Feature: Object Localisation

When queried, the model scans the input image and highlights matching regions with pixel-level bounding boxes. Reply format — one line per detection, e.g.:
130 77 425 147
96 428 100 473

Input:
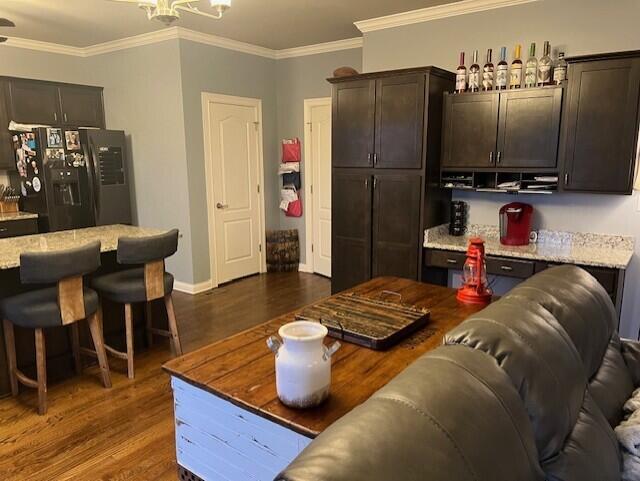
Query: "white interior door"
205 95 263 284
308 100 332 277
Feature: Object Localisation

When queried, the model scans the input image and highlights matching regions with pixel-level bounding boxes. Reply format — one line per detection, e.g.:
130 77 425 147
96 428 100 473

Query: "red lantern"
456 237 493 306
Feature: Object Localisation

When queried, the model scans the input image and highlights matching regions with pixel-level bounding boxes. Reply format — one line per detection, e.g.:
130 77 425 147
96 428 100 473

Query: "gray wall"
361 0 640 338
178 39 278 284
276 48 363 265
0 42 195 283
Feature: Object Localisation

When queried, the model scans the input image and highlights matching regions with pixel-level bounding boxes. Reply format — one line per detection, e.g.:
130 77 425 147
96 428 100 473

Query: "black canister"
449 201 468 236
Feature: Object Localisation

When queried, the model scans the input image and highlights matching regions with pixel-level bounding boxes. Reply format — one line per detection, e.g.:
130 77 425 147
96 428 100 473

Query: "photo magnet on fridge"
47 127 63 148
65 130 81 151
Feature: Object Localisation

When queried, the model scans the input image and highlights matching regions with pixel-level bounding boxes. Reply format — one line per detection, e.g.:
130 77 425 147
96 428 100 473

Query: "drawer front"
425 249 467 270
534 261 617 294
0 218 38 238
486 256 535 279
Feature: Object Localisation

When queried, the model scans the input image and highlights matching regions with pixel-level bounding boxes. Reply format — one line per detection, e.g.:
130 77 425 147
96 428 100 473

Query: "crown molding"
275 37 363 59
1 27 362 60
355 0 540 33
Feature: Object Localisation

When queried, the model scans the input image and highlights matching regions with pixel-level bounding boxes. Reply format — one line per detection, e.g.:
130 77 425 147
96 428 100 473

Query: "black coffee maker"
449 201 468 236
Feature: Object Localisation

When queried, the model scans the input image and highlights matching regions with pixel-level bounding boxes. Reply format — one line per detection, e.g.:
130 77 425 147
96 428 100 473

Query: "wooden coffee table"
163 277 483 481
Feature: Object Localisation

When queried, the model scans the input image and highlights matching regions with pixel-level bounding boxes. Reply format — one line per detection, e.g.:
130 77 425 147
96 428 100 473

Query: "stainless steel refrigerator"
80 129 132 226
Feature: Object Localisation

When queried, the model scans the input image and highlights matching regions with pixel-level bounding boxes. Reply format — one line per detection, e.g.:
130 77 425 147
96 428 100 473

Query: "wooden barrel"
266 229 300 272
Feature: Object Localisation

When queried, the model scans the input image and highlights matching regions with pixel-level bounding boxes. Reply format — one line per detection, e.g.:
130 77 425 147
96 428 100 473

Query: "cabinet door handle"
373 177 378 189
367 153 372 165
53 112 58 122
489 152 494 164
564 173 569 186
446 258 458 264
365 178 369 188
373 153 378 165
63 113 68 123
500 265 513 272
496 151 502 164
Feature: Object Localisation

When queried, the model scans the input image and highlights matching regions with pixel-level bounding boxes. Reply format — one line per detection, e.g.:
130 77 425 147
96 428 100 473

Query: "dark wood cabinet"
497 87 562 168
7 79 60 125
0 79 14 170
332 80 375 168
441 92 499 168
561 52 640 194
375 74 425 169
372 174 422 278
330 67 454 293
331 171 373 294
59 85 105 128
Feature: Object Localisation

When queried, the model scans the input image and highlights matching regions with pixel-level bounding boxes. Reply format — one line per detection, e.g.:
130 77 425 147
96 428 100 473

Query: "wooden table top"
163 277 483 438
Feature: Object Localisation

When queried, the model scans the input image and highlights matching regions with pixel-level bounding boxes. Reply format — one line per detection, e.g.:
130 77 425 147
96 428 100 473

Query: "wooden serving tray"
296 292 430 350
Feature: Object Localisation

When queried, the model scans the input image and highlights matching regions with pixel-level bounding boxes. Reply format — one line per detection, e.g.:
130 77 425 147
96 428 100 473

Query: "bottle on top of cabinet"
456 52 467 93
537 41 552 86
554 51 567 84
510 44 523 89
482 48 494 91
496 46 509 90
525 42 538 87
469 50 481 92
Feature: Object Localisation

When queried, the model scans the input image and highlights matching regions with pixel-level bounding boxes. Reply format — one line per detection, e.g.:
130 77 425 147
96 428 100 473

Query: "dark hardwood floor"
0 272 331 481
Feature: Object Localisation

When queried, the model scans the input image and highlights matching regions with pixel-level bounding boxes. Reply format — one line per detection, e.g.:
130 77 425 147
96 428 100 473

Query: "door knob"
216 203 228 209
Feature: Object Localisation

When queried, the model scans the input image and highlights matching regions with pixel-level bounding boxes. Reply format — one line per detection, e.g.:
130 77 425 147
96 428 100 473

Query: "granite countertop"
0 224 165 270
0 211 38 222
424 224 634 270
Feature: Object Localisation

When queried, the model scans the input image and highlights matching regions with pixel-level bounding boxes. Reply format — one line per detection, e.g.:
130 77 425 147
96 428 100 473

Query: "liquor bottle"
510 44 523 89
455 52 467 93
537 41 552 86
495 46 508 90
553 51 567 85
469 50 480 92
525 42 537 88
482 48 494 91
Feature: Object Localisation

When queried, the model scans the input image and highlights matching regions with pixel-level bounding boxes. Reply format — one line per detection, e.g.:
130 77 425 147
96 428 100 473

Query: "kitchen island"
0 224 166 397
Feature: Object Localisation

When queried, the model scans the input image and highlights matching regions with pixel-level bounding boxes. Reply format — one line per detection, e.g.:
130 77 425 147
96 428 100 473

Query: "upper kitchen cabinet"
59 85 105 128
374 74 425 169
561 51 640 194
441 92 499 169
0 79 14 170
6 78 61 125
331 79 375 168
497 87 562 169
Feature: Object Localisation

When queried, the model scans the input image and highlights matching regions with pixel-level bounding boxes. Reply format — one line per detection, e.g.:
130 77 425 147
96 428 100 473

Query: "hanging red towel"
282 138 301 163
287 195 303 217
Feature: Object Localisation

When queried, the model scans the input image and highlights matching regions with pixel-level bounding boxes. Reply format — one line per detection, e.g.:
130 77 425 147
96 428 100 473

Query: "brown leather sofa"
276 265 640 481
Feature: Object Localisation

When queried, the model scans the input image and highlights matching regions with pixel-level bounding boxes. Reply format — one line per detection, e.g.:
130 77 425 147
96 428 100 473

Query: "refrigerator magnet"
47 128 63 148
32 176 41 193
65 130 81 151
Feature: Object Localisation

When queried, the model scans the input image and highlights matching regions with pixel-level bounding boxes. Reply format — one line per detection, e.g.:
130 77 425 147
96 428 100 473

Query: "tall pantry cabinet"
329 67 454 293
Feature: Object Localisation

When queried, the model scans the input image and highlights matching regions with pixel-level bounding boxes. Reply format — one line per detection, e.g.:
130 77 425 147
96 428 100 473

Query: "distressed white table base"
171 377 312 481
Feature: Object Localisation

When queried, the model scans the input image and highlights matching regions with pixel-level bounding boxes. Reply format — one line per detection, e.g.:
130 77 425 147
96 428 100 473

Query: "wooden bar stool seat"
91 229 182 379
0 241 112 415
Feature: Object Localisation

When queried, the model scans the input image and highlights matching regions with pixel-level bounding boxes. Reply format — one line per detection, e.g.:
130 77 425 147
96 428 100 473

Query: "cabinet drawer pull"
500 265 513 271
0 227 7 233
446 258 458 264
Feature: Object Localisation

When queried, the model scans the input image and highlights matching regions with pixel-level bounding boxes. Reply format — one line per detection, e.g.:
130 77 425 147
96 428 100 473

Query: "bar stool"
91 229 182 379
0 241 112 415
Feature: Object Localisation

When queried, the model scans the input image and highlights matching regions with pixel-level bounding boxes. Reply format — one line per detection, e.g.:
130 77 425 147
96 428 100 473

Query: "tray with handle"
295 291 430 350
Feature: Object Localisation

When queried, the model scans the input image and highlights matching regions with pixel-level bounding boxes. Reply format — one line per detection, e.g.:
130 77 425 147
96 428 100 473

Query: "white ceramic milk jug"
267 321 341 409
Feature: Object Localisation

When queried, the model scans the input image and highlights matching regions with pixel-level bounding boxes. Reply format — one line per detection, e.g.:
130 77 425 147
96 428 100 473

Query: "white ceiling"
0 0 460 50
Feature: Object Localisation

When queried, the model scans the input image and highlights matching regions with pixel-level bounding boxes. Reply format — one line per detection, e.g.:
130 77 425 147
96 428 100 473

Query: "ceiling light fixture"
110 0 231 25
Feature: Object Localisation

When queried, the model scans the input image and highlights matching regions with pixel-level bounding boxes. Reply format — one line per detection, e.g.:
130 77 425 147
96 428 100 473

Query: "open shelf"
441 170 559 194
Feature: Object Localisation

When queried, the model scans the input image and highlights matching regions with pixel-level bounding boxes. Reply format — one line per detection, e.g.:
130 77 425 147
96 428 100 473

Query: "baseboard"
174 279 213 295
298 263 314 273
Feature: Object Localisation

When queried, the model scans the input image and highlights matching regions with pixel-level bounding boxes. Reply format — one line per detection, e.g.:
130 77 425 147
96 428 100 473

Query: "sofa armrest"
622 338 640 386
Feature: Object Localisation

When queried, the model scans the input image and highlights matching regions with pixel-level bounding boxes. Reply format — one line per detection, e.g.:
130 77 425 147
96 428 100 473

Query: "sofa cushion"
504 265 615 379
542 391 621 481
589 334 635 427
444 296 586 461
277 345 544 481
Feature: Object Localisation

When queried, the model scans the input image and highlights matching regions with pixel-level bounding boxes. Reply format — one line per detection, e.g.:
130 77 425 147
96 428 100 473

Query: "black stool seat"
92 268 174 304
0 287 99 329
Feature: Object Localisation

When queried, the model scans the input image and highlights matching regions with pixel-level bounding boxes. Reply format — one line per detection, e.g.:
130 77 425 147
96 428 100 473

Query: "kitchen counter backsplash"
424 224 635 269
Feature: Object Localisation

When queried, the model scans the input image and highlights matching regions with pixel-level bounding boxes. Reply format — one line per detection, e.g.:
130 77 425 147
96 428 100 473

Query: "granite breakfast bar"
0 224 165 397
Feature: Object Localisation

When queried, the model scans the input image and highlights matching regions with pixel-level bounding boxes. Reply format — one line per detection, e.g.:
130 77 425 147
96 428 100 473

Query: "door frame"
302 97 332 274
201 92 267 289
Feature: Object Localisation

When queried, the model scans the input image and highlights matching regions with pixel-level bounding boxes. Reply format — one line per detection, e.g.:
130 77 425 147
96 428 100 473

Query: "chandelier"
111 0 232 25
